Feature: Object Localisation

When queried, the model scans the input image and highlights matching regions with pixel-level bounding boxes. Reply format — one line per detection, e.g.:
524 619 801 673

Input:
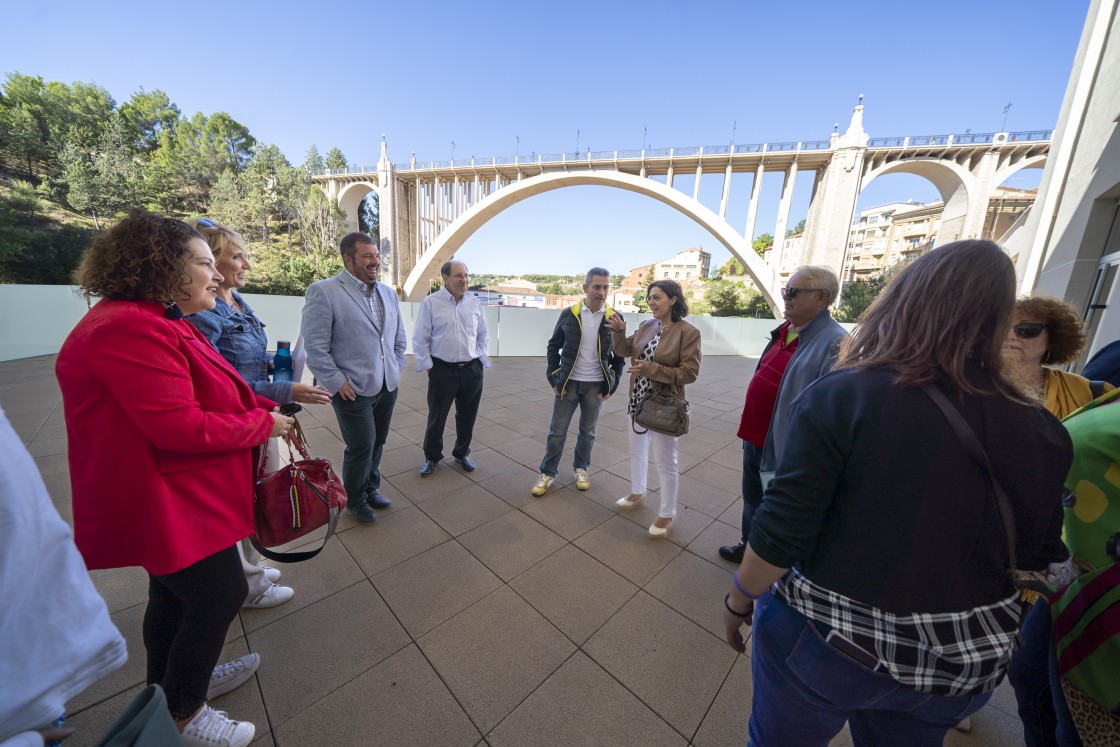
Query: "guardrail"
317 129 1053 177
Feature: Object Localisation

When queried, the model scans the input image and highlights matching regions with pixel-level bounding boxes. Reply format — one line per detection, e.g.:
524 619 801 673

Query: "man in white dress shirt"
413 259 491 477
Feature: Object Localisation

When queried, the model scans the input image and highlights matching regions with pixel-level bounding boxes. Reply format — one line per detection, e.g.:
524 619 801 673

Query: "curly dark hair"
76 211 203 302
1015 296 1088 365
647 279 689 321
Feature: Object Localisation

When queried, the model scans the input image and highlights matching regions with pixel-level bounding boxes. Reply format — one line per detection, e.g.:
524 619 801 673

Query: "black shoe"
719 543 745 563
455 456 476 472
349 502 378 524
365 490 392 510
419 460 436 477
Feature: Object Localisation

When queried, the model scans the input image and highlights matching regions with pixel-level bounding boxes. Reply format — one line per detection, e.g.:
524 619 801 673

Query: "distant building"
841 189 1036 281
622 248 712 294
765 234 805 283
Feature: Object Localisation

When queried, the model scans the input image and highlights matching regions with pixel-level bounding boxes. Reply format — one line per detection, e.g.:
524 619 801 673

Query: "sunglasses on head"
781 287 823 299
1013 322 1046 339
195 218 217 228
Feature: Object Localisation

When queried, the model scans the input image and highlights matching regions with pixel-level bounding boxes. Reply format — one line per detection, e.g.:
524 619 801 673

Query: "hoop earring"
163 299 184 320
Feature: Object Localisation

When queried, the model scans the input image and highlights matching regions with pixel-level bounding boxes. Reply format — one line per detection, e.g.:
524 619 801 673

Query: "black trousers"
423 357 484 462
144 545 247 720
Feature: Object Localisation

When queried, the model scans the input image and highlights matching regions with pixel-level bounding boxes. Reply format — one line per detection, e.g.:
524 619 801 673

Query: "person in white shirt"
0 405 127 747
413 260 492 476
531 268 625 496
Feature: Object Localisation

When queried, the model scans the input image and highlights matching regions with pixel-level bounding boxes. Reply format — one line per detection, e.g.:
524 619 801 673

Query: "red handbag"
250 420 347 562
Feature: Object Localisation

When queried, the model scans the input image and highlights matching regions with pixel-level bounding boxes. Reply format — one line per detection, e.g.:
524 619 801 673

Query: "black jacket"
546 301 625 397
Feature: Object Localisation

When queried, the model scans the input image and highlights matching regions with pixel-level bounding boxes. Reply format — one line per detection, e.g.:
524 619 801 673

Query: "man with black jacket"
531 268 625 496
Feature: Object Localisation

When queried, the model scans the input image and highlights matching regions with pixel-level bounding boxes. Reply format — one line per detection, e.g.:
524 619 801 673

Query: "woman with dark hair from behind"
722 240 1072 745
56 211 294 747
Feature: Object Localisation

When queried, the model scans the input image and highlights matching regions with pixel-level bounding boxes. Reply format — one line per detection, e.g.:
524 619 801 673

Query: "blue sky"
3 0 1090 275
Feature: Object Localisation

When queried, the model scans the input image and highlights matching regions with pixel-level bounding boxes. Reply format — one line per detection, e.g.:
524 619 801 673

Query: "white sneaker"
574 468 590 491
531 473 555 496
181 706 255 747
953 716 971 732
207 653 260 701
260 565 281 583
242 584 294 609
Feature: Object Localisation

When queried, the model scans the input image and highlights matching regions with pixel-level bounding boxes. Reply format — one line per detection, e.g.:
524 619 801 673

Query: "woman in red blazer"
56 212 293 747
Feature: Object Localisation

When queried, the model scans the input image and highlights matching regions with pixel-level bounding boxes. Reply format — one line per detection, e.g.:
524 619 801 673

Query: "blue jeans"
749 596 991 747
331 384 398 501
1008 601 1083 747
539 380 603 476
740 441 764 545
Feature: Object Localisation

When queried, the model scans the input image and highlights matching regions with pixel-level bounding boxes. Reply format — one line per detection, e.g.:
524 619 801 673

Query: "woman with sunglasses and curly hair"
1003 296 1112 419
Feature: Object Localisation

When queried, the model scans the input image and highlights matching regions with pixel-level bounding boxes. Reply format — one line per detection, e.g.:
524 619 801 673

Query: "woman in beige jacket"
606 279 702 537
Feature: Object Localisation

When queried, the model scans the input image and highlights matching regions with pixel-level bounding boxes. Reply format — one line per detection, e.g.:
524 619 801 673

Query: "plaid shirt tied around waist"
773 569 1023 697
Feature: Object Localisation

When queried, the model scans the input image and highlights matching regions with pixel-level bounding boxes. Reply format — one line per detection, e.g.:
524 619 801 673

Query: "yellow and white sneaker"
574 468 590 491
531 473 555 496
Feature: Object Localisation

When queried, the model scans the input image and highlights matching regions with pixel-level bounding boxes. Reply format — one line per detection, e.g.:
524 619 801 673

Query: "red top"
737 322 799 446
57 300 276 575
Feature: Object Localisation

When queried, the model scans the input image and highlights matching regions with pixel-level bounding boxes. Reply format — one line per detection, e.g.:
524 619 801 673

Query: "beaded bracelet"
733 574 763 600
724 594 751 618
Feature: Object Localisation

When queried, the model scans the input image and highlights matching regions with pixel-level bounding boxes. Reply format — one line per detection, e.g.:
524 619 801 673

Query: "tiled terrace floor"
3 354 1027 746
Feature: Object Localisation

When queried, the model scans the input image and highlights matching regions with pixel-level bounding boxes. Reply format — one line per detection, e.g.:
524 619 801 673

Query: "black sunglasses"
1013 322 1046 339
781 287 824 299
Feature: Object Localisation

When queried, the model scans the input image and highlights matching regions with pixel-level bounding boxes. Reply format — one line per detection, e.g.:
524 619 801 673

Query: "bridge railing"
1007 130 1053 142
950 132 996 145
316 130 1053 176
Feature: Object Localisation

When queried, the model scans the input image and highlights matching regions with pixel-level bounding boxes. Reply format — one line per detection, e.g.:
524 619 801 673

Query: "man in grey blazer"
301 232 407 525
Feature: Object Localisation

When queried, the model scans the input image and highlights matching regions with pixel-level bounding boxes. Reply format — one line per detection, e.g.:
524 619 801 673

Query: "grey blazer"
300 272 407 396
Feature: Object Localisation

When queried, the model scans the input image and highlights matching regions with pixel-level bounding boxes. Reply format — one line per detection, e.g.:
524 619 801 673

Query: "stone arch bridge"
312 105 1051 308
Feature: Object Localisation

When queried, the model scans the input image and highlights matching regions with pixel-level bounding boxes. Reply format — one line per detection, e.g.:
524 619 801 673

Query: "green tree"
752 233 774 257
744 293 776 318
302 145 324 173
633 290 649 313
359 192 379 244
325 147 347 171
787 218 806 236
203 112 256 173
707 279 750 317
7 179 42 223
119 88 180 153
2 105 43 178
207 170 249 228
610 274 624 287
57 117 142 229
295 185 347 277
836 274 889 323
716 257 744 277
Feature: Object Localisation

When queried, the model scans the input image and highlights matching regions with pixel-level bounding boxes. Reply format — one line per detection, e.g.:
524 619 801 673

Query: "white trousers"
628 427 679 519
239 437 284 603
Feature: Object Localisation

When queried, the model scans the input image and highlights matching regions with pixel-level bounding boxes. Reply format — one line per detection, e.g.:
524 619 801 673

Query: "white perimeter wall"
0 285 852 362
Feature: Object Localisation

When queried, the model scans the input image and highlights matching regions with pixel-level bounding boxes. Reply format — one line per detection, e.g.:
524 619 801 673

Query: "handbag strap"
250 504 341 563
251 415 341 563
921 384 1018 571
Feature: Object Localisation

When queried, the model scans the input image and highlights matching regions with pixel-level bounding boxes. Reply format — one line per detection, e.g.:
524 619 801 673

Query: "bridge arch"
991 154 1048 190
859 158 975 204
859 158 976 244
402 170 779 309
336 181 377 234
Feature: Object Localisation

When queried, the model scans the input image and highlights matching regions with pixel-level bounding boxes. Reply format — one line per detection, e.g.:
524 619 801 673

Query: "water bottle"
273 340 293 382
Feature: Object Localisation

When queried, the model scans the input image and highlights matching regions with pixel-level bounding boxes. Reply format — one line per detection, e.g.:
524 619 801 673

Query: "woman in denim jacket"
186 219 329 408
186 218 330 615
